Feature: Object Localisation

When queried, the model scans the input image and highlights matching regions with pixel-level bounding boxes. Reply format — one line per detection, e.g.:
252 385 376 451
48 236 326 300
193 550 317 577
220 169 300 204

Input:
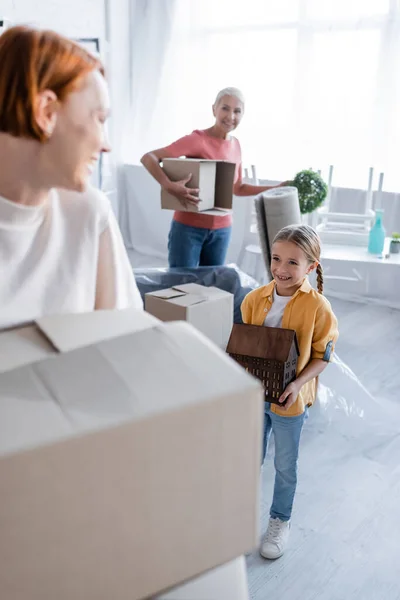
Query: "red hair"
0 26 105 142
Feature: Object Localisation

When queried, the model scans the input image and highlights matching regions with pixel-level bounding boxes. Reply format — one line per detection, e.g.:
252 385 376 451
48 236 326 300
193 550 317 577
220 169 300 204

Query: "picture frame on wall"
76 37 100 56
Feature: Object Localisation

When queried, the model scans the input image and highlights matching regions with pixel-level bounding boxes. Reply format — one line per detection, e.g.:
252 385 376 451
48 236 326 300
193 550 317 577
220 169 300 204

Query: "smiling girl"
141 87 287 268
241 224 339 560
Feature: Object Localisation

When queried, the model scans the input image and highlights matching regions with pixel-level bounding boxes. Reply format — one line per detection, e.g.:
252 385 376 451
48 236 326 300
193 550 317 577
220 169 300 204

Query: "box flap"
0 310 160 375
36 309 159 353
148 288 187 300
174 283 232 300
214 162 235 210
147 285 229 306
0 326 56 374
172 284 203 294
168 294 207 307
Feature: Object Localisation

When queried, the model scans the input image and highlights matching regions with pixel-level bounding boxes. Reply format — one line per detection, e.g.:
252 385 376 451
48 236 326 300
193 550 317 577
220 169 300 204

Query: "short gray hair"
214 87 245 108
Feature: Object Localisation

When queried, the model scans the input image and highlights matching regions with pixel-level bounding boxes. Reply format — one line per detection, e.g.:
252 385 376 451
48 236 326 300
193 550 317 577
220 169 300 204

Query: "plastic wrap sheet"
133 263 260 324
310 353 400 434
290 349 400 488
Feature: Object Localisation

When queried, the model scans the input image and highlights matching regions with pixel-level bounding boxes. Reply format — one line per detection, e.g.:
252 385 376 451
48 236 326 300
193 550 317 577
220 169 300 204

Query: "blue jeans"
263 403 307 522
168 220 232 268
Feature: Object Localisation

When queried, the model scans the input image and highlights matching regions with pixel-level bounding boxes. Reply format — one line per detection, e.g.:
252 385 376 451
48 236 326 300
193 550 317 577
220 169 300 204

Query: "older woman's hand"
165 174 200 209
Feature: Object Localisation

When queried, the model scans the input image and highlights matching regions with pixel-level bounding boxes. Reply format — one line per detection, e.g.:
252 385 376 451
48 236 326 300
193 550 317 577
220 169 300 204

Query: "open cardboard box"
145 283 233 350
0 309 262 600
161 158 235 214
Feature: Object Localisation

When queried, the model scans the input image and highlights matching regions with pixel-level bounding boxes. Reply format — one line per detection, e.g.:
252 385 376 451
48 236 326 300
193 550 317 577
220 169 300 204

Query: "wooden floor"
247 297 400 600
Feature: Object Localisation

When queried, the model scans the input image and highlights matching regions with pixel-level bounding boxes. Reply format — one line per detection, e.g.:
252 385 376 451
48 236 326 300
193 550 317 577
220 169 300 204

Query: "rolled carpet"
255 186 302 276
254 196 271 279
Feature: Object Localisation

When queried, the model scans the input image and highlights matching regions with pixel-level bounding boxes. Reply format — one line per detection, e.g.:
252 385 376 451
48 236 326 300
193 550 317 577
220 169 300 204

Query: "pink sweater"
163 129 242 230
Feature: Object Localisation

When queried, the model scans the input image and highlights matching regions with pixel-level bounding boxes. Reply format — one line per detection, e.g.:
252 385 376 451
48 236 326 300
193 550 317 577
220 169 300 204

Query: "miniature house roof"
227 324 299 363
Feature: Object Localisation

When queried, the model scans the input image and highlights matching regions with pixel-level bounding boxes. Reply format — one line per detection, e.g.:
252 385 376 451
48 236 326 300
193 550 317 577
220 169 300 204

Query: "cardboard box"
154 556 249 600
0 309 263 600
161 158 235 213
145 283 233 349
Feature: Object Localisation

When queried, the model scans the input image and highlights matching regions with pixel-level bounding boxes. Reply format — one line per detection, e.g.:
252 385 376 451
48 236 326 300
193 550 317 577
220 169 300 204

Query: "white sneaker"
260 517 290 560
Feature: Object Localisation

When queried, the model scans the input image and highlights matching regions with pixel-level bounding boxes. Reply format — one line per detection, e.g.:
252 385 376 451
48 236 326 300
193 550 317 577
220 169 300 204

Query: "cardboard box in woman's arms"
161 158 235 213
0 309 262 600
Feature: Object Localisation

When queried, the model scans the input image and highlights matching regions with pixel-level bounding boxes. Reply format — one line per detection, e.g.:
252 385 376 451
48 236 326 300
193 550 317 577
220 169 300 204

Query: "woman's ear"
34 90 59 137
212 103 216 117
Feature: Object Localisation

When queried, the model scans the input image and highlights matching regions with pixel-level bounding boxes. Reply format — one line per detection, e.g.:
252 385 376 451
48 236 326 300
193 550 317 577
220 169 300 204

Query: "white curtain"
122 0 400 192
119 0 177 244
121 0 178 164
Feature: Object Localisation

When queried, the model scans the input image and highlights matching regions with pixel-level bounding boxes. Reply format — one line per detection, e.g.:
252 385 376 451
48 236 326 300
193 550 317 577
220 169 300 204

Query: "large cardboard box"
161 158 235 213
0 309 263 600
145 283 233 349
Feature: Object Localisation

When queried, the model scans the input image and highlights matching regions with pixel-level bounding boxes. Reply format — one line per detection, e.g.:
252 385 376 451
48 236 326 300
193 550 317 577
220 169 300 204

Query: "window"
128 0 400 192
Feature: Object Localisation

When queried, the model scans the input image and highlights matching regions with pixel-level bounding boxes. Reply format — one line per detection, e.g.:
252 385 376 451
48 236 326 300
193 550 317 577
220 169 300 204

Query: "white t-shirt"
263 288 292 328
0 186 143 329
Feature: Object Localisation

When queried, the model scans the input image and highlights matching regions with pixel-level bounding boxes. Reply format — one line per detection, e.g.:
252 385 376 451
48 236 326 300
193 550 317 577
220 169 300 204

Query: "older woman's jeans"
168 220 232 268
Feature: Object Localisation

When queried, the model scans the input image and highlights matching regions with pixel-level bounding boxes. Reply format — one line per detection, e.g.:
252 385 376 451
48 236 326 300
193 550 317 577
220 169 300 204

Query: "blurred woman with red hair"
0 26 142 328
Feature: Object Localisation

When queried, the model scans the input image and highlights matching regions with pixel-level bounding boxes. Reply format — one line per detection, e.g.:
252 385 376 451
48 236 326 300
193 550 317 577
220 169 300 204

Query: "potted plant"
390 232 400 254
287 169 328 214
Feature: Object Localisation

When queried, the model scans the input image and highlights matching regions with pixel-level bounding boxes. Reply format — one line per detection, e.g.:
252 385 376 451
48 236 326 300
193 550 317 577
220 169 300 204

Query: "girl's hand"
278 381 301 411
165 174 200 208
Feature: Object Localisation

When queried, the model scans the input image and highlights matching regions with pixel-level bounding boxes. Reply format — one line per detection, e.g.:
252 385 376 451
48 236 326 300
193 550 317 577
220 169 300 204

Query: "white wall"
0 0 104 39
104 0 134 221
0 0 129 217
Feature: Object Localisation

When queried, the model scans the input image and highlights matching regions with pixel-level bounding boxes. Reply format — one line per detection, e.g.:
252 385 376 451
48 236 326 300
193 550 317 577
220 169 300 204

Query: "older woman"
141 87 286 268
0 26 142 329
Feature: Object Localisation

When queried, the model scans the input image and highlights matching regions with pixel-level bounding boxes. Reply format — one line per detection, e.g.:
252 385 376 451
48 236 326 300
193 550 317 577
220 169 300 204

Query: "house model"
226 324 300 404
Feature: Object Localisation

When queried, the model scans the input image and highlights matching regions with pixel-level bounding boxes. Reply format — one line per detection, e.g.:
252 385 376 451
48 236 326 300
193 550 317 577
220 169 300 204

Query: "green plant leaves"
287 169 328 215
